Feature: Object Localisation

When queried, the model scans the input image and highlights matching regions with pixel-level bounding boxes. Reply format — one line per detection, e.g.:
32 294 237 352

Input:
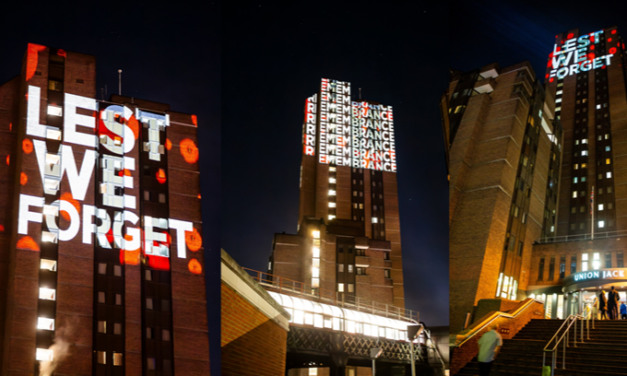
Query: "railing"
242 267 418 322
422 326 446 369
542 314 591 376
454 298 540 348
538 229 627 244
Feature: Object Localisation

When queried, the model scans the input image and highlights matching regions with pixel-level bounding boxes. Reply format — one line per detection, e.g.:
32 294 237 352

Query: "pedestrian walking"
477 323 503 376
608 286 620 320
620 301 626 320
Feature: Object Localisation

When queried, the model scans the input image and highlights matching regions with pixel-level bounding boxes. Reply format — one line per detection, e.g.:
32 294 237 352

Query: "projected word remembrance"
18 85 196 267
304 78 397 172
549 30 616 80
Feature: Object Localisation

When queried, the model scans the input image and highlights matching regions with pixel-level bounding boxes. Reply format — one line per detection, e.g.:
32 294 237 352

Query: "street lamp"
370 347 383 376
407 324 424 376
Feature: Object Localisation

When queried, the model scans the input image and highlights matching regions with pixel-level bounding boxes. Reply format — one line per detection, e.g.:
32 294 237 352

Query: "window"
607 158 611 165
593 253 601 269
98 291 105 303
572 191 578 198
599 220 605 228
618 252 624 268
329 202 336 208
347 283 354 293
607 172 612 178
606 253 612 268
328 190 336 196
146 298 153 310
384 269 391 278
348 265 353 273
158 193 166 203
147 358 156 371
571 255 577 274
37 317 55 331
599 204 604 211
98 321 106 333
146 327 154 339
573 177 578 184
47 105 63 116
97 351 106 364
162 329 171 341
559 256 566 279
538 258 545 280
115 294 122 305
356 267 366 275
113 353 123 366
98 263 107 275
145 270 152 281
144 190 150 201
608 187 613 193
338 283 344 292
114 265 122 277
114 322 122 335
548 257 555 281
338 264 344 272
40 259 57 271
582 253 589 271
39 288 56 301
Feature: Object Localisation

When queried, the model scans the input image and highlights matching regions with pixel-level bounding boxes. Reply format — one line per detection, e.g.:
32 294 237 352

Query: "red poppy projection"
180 139 199 164
20 172 28 186
25 43 46 81
22 139 33 154
188 258 202 274
17 235 39 251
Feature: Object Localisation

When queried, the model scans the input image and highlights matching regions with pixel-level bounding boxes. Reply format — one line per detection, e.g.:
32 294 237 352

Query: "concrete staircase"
455 319 627 375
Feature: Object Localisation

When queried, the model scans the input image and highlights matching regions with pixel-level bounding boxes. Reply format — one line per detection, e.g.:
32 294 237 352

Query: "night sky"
221 0 450 337
1 2 221 374
450 0 627 82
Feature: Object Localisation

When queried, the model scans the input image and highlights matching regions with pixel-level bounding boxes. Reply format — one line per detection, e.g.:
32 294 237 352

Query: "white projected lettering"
548 30 615 80
352 101 396 172
303 94 317 156
18 87 196 261
318 78 351 166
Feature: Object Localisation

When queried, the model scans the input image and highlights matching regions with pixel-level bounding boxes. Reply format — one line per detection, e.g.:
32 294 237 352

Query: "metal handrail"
542 314 589 376
423 327 446 369
538 229 627 244
242 267 419 322
454 298 540 348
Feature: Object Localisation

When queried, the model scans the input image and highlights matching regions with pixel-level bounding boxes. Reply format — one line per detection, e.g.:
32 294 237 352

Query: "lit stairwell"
455 319 627 375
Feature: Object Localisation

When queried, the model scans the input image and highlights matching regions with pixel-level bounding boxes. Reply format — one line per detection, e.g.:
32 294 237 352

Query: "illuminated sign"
318 78 351 166
303 94 317 156
352 101 396 172
567 268 627 283
548 30 615 80
306 79 397 172
18 85 197 264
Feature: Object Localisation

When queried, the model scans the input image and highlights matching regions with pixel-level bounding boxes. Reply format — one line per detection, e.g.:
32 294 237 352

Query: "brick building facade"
0 44 209 375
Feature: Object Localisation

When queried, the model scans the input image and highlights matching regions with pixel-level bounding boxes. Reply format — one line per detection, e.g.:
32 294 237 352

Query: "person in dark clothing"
620 301 626 319
608 286 620 320
599 291 608 320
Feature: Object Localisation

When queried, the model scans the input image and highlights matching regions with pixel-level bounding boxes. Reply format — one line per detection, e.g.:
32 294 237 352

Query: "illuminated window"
98 321 106 333
574 164 579 170
599 204 604 211
328 190 336 196
582 253 589 271
348 283 354 293
329 202 336 208
309 367 318 375
312 278 319 288
48 80 63 91
328 215 336 220
599 220 605 228
384 269 391 278
145 270 152 281
42 231 58 243
593 253 601 269
329 166 336 172
97 351 106 364
582 150 588 156
47 105 63 117
572 191 578 198
338 264 344 272
39 288 56 301
98 263 107 275
581 163 587 168
329 178 336 184
36 348 54 362
372 217 378 223
313 247 320 257
607 172 612 178
37 317 55 331
162 329 171 341
606 146 611 151
312 231 320 239
338 283 344 292
114 323 122 335
98 291 105 303
113 353 123 366
40 259 57 272
608 187 613 193
348 265 353 273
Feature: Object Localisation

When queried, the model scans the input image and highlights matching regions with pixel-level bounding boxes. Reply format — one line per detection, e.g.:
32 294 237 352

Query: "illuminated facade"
0 44 209 375
445 62 560 332
270 78 404 316
447 26 627 331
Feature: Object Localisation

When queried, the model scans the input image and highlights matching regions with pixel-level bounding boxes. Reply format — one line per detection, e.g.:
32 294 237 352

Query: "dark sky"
450 0 627 81
1 2 221 374
222 0 450 333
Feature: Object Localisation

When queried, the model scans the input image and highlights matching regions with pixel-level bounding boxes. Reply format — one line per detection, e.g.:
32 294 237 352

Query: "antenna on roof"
118 69 122 96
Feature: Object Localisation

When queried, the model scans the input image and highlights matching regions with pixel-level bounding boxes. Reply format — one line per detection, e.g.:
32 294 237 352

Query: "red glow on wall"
549 78 554 83
5 155 9 165
590 36 595 42
188 258 202 274
60 192 80 221
608 38 613 42
180 139 199 164
128 114 139 139
612 30 617 34
567 33 574 39
545 73 549 79
57 49 67 58
591 45 595 50
147 255 170 271
589 53 596 60
156 169 167 184
191 115 198 127
17 236 39 251
25 43 46 81
198 194 201 199
20 172 28 186
185 227 202 252
556 46 561 52
120 234 141 265
165 138 172 151
610 47 617 54
0 224 4 232
22 139 33 154
106 228 114 245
